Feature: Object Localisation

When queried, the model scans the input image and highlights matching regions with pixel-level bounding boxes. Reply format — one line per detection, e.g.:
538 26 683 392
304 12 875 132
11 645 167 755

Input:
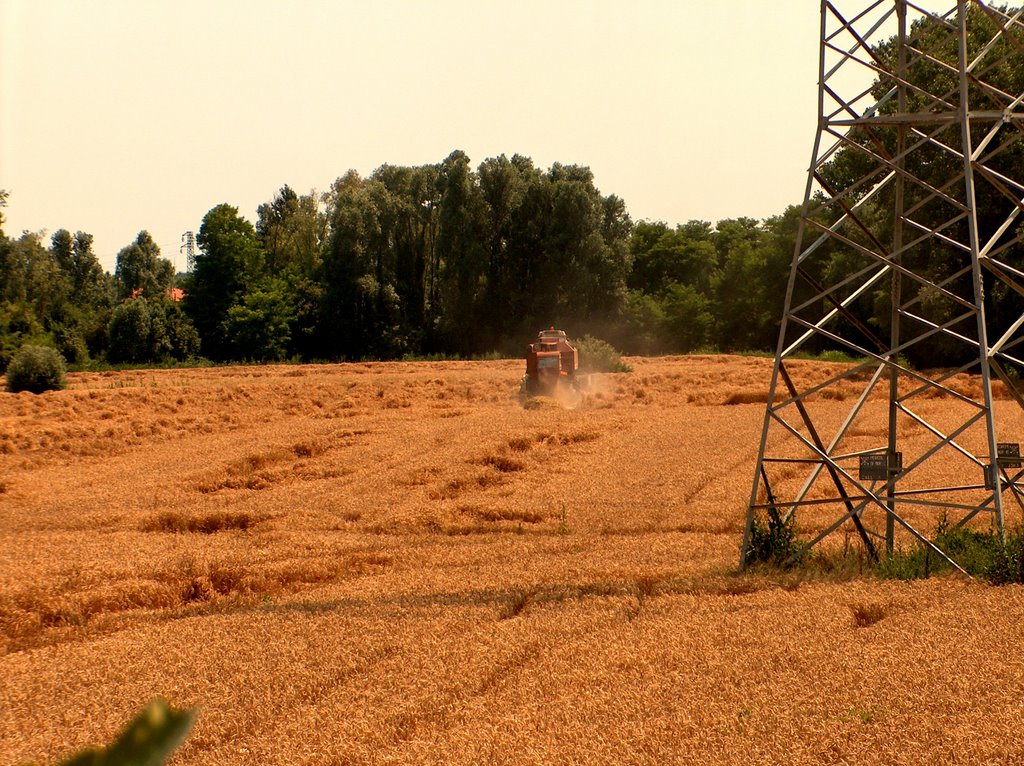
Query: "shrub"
934 517 1004 575
876 517 1005 581
4 344 66 393
985 530 1024 585
777 514 1022 584
873 545 932 580
575 335 631 373
744 507 798 566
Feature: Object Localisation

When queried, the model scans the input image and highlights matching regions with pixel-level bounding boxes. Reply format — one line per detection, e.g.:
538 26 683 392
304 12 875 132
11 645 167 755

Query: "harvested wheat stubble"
3 356 1024 765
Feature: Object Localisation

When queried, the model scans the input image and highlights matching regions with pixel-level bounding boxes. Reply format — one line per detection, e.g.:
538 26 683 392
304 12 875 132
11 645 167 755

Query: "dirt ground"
3 355 1024 765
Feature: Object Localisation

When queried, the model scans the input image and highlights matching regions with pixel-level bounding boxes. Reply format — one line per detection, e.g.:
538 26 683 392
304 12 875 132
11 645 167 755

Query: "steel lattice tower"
742 0 1024 570
181 231 196 272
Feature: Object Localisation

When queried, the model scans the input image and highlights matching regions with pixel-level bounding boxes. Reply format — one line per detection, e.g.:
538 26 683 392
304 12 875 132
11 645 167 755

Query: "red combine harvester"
521 327 579 396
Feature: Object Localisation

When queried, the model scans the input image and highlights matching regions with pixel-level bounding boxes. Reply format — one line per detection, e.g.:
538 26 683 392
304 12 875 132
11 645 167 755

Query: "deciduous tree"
187 205 265 360
115 231 174 300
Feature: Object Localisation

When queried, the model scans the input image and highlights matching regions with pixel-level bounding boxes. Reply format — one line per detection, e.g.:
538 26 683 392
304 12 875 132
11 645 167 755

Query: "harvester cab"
521 327 579 396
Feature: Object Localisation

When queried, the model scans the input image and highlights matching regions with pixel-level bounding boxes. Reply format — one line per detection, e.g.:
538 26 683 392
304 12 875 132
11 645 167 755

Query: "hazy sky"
1 1 825 273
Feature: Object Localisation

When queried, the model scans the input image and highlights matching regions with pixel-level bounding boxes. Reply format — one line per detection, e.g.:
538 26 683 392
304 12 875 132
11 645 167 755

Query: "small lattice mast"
180 231 196 272
742 0 1024 569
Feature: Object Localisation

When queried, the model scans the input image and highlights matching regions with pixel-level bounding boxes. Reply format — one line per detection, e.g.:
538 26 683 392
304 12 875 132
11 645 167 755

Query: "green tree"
625 219 721 353
320 172 396 358
814 6 1024 367
255 185 329 360
436 150 489 353
615 290 667 355
629 220 718 296
221 279 295 361
312 152 634 358
663 282 715 353
115 231 174 300
52 230 110 305
108 298 198 364
478 154 529 345
475 156 631 349
108 299 155 363
162 301 200 362
186 204 265 360
256 185 325 278
0 233 70 369
538 163 629 322
49 229 114 362
1 233 69 318
369 163 441 349
0 301 46 372
711 216 795 351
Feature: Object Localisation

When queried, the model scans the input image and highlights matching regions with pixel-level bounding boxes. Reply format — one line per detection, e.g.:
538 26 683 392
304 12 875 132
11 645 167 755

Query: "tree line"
0 149 808 370
5 42 1023 376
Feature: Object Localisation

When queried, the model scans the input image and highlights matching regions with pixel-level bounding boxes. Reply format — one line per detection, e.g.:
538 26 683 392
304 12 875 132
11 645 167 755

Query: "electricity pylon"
742 0 1024 570
180 231 196 272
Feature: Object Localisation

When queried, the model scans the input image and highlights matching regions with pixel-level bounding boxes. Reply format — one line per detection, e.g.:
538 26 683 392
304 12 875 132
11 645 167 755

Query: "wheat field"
3 355 1024 765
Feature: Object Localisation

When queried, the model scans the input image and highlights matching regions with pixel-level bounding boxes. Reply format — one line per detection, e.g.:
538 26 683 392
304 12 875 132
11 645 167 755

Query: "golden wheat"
2 356 1024 764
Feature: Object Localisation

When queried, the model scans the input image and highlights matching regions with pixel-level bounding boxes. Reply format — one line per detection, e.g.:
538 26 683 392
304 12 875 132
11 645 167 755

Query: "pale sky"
1 0 827 273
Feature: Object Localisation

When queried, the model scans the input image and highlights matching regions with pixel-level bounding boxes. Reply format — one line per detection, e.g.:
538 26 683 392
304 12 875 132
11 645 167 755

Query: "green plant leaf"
55 699 195 766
